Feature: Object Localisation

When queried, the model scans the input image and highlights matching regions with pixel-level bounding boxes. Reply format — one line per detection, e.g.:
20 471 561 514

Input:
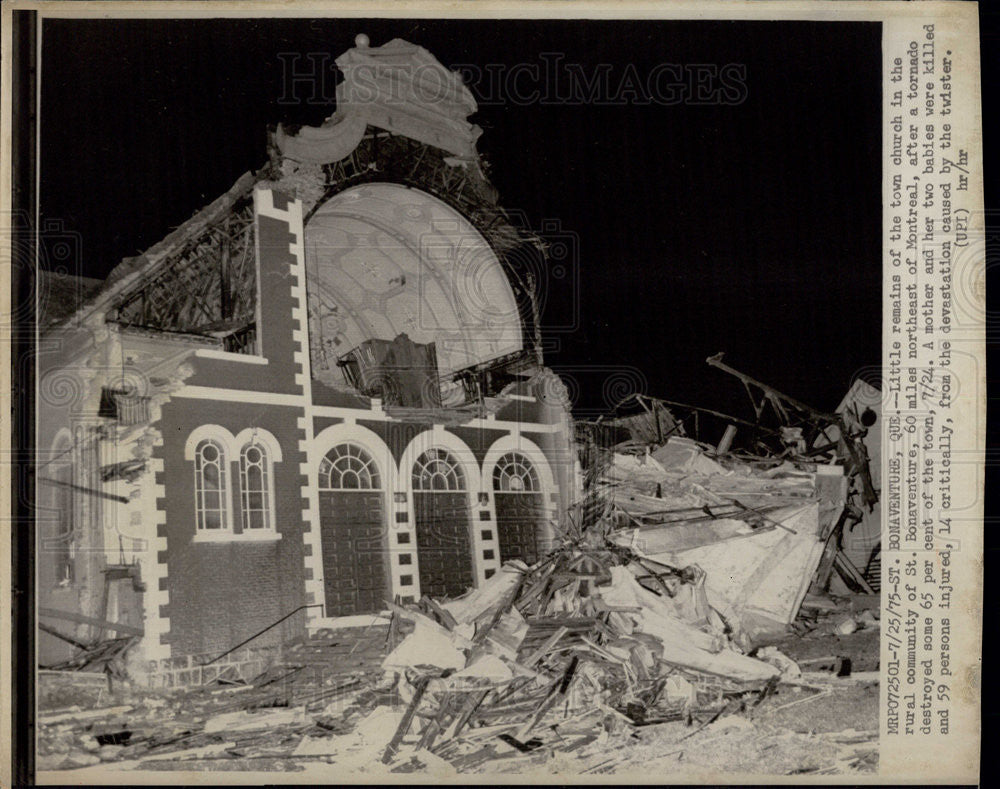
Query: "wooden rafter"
109 201 257 337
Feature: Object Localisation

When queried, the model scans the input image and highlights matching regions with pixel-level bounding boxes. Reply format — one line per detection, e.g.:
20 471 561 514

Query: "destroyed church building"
36 36 578 682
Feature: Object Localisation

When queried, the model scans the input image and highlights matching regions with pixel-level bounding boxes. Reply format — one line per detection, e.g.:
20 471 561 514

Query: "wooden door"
318 444 389 616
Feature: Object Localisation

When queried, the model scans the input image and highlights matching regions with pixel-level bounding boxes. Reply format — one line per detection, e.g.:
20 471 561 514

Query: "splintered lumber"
416 691 466 751
382 675 431 764
514 563 557 611
479 574 528 641
521 626 569 667
809 523 843 593
421 596 458 630
833 550 876 594
515 656 579 740
439 688 491 744
379 519 788 767
386 601 472 646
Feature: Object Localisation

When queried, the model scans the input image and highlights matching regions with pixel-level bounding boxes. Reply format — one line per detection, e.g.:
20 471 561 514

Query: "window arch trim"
319 442 383 491
184 424 237 461
412 447 467 492
492 451 541 493
233 427 283 463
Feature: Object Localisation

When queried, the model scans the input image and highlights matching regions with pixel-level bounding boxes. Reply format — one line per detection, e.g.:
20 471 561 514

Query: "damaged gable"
269 35 548 402
104 176 260 353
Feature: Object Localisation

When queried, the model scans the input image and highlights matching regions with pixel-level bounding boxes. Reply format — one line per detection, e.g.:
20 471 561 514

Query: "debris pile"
44 636 140 681
36 362 882 775
36 626 393 771
596 435 848 645
36 545 879 775
370 525 792 770
36 539 796 773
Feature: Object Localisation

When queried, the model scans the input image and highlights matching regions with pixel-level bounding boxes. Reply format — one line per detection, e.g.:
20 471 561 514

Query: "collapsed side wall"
35 326 121 665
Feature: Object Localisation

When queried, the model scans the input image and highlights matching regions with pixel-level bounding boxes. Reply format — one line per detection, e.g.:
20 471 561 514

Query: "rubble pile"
36 627 392 770
37 537 880 775
372 538 789 770
36 545 788 774
598 435 851 645
37 375 883 776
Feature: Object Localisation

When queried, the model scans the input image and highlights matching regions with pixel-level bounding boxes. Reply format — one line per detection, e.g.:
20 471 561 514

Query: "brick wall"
155 398 308 657
154 192 313 659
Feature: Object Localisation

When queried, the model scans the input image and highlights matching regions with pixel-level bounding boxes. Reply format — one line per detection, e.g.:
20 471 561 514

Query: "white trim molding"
234 428 282 535
145 434 171 663
482 433 558 495
183 424 236 461
192 531 282 544
233 427 284 463
174 385 304 408
184 425 237 537
193 348 269 365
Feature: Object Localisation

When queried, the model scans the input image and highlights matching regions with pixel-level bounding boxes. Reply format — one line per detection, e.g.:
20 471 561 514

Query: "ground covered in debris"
39 410 881 778
38 583 879 779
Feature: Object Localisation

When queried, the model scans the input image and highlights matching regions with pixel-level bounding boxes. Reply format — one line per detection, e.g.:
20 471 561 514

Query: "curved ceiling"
304 183 523 387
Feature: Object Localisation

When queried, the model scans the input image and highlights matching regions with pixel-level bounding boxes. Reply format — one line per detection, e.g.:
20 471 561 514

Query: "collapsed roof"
44 36 549 408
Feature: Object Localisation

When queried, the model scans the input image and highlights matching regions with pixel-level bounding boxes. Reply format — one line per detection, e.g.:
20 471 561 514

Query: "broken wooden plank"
438 688 491 744
521 626 568 667
382 675 431 764
38 622 91 651
421 596 459 631
809 519 844 593
36 476 131 504
39 607 144 637
833 551 876 594
515 656 579 740
39 705 134 725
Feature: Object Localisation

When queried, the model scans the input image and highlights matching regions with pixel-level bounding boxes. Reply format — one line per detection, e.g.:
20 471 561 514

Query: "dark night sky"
39 18 882 421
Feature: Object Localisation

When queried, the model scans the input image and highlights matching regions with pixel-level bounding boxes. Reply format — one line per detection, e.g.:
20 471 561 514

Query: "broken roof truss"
106 196 258 349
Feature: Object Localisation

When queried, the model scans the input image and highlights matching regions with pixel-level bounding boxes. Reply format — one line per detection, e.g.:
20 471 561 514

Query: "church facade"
36 37 577 682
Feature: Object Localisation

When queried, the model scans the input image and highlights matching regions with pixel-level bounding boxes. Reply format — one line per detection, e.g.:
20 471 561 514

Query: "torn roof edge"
41 169 260 337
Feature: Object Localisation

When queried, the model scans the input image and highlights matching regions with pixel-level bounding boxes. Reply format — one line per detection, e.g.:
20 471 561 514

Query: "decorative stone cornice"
277 35 482 165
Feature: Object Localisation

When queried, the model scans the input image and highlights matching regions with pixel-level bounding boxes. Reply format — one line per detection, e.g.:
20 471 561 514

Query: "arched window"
412 448 465 491
240 442 273 530
492 452 540 493
320 443 382 490
194 439 229 531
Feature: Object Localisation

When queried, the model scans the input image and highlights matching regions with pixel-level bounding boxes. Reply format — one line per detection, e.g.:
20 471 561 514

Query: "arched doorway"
317 443 390 615
411 448 474 598
492 452 544 566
